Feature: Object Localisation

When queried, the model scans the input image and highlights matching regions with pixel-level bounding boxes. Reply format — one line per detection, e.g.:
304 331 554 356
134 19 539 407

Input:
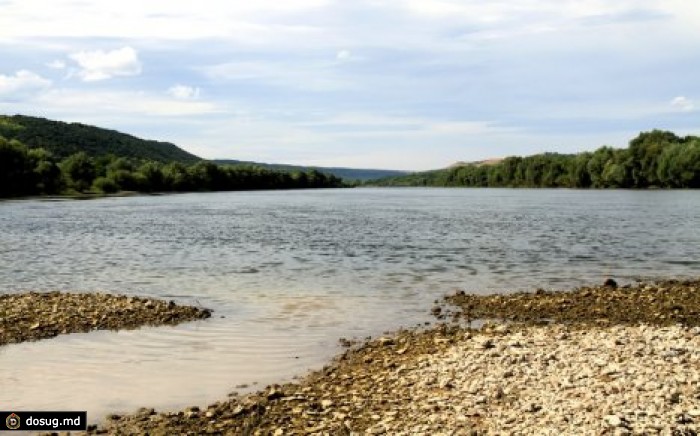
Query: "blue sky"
0 1 698 170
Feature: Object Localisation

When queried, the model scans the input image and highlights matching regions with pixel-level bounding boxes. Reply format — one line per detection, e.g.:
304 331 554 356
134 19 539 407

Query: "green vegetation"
216 159 409 182
371 130 700 189
0 137 343 198
0 115 200 164
0 115 344 197
0 114 404 185
3 116 696 198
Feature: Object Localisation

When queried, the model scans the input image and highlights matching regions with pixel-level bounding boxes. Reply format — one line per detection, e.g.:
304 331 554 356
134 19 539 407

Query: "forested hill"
0 115 200 164
370 130 700 189
0 116 344 197
215 159 408 182
0 115 406 181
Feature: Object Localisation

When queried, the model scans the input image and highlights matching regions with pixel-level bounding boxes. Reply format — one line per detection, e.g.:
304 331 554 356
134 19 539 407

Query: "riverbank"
0 292 211 346
441 278 700 327
84 279 700 435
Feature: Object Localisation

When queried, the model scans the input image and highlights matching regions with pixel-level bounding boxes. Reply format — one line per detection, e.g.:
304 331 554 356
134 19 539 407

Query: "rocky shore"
0 291 211 346
442 278 700 327
83 279 700 435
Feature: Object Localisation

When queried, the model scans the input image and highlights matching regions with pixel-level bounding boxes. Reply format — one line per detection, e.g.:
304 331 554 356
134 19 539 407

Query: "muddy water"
1 188 699 421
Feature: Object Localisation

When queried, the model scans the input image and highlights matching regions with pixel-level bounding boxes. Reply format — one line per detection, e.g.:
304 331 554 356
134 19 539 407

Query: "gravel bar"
0 291 212 346
442 278 700 327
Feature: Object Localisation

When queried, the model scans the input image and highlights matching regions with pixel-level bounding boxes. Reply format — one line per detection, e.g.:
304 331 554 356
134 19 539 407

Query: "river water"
1 188 698 420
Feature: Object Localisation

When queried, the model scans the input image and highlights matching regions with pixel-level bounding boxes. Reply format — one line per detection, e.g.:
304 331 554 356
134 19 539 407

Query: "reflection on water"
1 188 699 421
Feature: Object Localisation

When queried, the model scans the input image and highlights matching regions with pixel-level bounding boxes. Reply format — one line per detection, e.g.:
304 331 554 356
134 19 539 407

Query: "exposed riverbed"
90 279 700 435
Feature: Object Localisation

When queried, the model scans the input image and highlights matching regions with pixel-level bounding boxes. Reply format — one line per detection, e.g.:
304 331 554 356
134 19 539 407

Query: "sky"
0 1 699 170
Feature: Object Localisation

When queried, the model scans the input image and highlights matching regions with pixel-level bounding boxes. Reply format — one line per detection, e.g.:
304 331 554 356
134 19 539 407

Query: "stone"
378 337 395 346
477 338 495 349
267 387 284 400
367 424 386 434
604 278 618 288
604 415 623 427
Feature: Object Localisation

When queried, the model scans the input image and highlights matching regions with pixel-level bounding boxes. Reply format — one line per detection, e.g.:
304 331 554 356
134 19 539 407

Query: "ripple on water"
1 189 699 419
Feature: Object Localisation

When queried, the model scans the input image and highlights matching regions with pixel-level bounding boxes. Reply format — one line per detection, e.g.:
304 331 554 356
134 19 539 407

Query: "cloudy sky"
1 1 698 170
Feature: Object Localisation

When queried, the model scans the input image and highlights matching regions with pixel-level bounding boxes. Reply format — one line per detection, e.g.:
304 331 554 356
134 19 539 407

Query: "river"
1 188 698 420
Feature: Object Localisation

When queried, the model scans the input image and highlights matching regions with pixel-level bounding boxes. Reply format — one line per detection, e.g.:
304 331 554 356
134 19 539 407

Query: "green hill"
215 159 408 182
0 115 408 180
0 115 200 164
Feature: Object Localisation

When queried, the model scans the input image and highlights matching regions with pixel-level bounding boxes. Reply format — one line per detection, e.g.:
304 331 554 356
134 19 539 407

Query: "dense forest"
216 159 409 182
0 115 200 163
372 130 700 189
0 137 343 198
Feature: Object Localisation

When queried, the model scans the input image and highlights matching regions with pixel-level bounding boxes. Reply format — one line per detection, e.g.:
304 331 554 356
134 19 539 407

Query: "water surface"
1 188 698 420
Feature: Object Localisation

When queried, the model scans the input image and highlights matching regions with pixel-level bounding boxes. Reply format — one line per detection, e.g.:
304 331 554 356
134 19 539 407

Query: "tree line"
0 136 343 198
372 130 700 189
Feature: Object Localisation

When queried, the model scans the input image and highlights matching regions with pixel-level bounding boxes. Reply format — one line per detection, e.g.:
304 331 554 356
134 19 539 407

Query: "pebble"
604 415 623 427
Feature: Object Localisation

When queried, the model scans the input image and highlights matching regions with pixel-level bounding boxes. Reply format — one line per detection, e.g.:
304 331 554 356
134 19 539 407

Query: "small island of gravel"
87 279 700 435
0 291 212 346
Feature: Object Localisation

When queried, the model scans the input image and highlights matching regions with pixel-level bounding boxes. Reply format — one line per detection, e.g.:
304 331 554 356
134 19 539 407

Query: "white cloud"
202 60 354 91
0 0 328 41
336 50 351 61
404 0 487 18
167 84 200 100
46 60 66 70
184 111 516 169
0 70 51 98
670 96 694 112
69 47 142 82
30 88 221 117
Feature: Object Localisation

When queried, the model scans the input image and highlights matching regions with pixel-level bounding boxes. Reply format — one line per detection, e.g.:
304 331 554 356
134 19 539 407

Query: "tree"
93 177 120 193
587 147 614 188
568 152 592 188
162 162 191 191
0 137 34 196
106 157 135 173
292 171 308 189
31 155 62 194
188 161 222 191
628 130 681 187
60 152 97 192
137 162 165 192
657 140 700 188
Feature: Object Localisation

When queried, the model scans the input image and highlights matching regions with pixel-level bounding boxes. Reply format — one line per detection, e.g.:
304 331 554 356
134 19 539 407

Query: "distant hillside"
366 168 443 186
0 115 200 164
215 159 409 182
449 158 504 168
369 159 505 186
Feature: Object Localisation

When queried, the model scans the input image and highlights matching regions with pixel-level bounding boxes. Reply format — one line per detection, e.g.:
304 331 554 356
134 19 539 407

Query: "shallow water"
1 188 699 421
